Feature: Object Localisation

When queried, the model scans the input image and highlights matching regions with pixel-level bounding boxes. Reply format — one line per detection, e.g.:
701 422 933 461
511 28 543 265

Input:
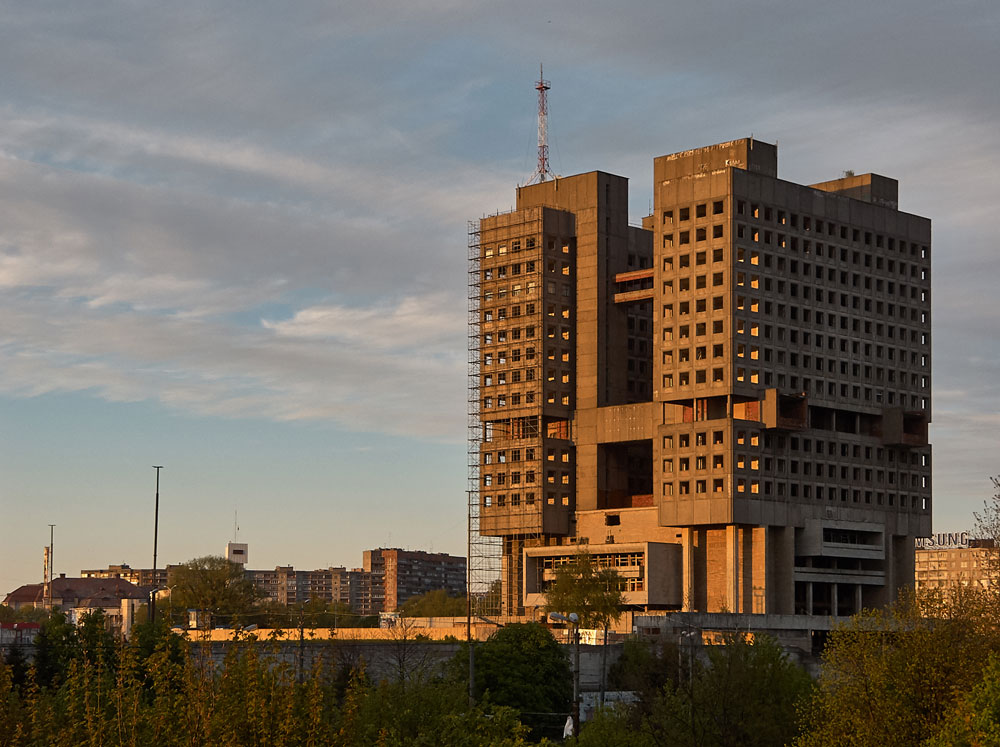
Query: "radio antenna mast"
525 64 555 185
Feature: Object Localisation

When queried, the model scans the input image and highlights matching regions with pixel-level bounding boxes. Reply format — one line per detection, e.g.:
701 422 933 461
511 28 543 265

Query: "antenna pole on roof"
525 65 556 185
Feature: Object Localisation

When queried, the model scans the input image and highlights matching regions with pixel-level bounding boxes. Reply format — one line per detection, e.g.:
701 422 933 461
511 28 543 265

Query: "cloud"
0 293 466 438
263 294 462 350
0 0 996 516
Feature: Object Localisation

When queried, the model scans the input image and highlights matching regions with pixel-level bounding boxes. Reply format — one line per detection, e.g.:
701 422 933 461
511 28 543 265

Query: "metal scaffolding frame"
468 220 503 618
468 211 559 620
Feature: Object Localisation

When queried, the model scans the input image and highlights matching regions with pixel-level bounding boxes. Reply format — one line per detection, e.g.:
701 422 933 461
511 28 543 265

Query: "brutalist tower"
470 138 931 621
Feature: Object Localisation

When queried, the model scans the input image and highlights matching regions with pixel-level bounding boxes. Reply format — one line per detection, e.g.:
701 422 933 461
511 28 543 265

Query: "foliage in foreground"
797 475 1000 746
448 622 572 740
0 622 540 747
398 589 468 618
572 633 811 747
796 587 1000 747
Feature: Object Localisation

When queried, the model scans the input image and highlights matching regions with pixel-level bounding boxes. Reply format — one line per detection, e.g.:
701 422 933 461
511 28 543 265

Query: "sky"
1 1 998 594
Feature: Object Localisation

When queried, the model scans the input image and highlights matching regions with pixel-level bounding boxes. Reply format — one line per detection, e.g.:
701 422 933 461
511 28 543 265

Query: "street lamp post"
678 629 699 683
550 611 580 734
47 524 55 611
150 466 163 626
298 598 311 684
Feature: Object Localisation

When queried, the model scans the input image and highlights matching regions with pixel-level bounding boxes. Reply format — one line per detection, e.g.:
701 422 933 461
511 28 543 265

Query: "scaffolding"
468 220 502 618
468 209 568 620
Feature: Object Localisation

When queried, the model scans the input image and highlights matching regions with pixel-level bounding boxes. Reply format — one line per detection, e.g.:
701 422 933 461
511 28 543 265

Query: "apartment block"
80 564 169 588
247 566 359 607
363 548 467 612
472 138 931 620
915 535 996 591
241 550 466 614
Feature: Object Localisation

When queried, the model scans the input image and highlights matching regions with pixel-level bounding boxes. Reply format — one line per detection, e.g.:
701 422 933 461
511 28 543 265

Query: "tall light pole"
550 612 580 734
150 466 163 625
298 598 311 684
47 524 55 610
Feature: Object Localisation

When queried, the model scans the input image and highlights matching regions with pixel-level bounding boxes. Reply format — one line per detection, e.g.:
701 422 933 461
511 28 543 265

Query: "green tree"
168 555 261 621
544 552 625 706
0 605 49 624
255 598 376 630
796 588 998 747
607 635 678 701
32 608 79 687
76 609 117 669
0 655 21 744
974 476 1000 597
449 622 572 739
928 653 1000 746
574 634 809 747
650 633 810 746
544 552 624 631
571 704 654 747
399 589 467 617
338 674 533 747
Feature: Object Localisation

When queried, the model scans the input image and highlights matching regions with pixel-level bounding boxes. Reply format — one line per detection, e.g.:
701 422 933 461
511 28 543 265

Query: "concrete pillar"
768 525 795 615
681 528 694 612
855 583 863 614
806 581 813 616
831 582 839 617
726 525 739 612
751 526 767 614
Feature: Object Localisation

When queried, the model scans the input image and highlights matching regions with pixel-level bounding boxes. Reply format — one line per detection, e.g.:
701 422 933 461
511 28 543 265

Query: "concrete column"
726 525 739 612
768 525 795 615
831 582 839 617
681 528 694 612
751 526 767 614
806 581 813 616
855 583 863 615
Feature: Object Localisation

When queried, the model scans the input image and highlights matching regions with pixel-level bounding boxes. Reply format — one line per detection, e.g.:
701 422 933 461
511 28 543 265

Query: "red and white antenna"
526 64 555 185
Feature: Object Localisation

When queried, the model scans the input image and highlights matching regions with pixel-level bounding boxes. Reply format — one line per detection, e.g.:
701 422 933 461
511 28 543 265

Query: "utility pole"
550 612 580 733
573 617 581 731
47 525 55 610
467 488 475 707
150 466 163 625
297 599 310 684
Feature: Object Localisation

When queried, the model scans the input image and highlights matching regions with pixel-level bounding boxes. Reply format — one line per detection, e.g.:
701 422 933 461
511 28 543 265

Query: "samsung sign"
915 532 970 550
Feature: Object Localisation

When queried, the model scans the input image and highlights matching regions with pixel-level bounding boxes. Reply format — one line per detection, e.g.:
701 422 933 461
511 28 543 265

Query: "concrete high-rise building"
471 138 931 620
363 548 467 612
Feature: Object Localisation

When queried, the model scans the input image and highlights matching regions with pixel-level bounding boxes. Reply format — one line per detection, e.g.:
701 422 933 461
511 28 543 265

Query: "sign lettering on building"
915 531 970 550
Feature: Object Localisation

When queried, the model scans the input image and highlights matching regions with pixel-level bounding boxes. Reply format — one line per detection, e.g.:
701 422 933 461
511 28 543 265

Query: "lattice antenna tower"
525 65 555 185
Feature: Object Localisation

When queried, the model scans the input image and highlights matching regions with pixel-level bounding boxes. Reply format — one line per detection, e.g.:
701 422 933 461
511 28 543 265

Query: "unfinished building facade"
470 138 931 620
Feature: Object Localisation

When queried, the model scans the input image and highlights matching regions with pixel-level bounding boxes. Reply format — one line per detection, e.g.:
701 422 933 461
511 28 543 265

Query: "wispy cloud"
0 0 997 581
